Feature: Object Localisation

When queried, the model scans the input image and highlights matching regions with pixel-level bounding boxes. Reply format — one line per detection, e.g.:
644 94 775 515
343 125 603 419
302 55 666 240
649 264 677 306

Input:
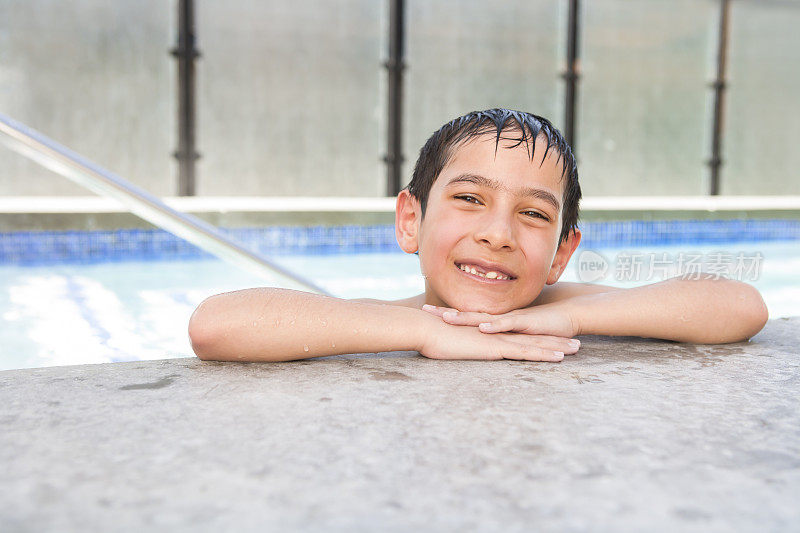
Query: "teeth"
458 264 510 280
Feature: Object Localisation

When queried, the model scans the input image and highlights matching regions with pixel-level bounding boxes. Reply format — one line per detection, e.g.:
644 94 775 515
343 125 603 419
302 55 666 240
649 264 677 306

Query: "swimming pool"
1 220 798 371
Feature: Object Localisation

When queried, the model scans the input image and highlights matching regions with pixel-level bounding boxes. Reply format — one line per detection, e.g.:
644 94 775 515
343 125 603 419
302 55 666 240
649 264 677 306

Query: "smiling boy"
188 109 768 363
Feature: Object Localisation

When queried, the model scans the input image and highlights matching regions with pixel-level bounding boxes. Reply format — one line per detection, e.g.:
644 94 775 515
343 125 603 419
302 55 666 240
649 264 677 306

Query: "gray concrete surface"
1 318 799 532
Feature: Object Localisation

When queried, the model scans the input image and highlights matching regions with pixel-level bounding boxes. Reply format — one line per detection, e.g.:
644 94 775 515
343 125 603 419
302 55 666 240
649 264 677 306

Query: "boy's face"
396 133 581 314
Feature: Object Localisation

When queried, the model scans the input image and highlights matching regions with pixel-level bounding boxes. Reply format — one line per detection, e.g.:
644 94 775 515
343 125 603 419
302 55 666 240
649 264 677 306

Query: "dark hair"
406 108 581 244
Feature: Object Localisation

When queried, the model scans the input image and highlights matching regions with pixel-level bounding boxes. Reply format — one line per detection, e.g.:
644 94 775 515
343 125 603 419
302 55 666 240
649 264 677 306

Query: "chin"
450 297 518 315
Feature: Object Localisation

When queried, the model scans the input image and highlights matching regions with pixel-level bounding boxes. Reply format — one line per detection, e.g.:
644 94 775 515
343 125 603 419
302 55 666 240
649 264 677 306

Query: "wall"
0 0 798 198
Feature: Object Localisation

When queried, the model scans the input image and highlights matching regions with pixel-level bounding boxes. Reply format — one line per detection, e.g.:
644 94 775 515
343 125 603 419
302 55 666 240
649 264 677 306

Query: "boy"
188 109 768 363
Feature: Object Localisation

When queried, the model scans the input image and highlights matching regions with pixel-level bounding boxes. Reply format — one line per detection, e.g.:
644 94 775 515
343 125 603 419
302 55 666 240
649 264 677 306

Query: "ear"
395 189 422 254
546 228 582 285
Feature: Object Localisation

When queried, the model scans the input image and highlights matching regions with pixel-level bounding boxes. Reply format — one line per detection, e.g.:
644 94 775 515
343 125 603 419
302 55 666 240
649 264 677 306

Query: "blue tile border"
0 219 798 265
0 225 400 265
580 218 800 247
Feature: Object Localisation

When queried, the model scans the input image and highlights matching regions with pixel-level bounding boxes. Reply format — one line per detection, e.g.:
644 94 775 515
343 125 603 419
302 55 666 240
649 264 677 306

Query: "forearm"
564 276 769 343
188 288 429 362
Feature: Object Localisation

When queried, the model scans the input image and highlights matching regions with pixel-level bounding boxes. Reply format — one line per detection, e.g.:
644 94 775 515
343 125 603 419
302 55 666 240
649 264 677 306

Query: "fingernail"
569 339 580 348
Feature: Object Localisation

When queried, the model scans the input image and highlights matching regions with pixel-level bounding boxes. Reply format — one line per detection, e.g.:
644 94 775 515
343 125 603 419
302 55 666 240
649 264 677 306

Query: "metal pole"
172 0 200 196
0 113 329 295
384 0 406 196
709 0 731 196
563 0 581 154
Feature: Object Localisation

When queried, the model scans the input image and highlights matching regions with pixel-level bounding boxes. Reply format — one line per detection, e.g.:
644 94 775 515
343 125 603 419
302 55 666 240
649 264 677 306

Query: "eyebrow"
446 173 561 213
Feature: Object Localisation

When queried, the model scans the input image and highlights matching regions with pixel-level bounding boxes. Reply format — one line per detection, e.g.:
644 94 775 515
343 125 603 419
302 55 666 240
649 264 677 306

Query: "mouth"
454 260 516 282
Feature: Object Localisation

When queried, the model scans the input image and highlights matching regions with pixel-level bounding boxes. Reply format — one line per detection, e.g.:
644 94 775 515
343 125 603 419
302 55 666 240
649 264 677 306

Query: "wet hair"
406 108 581 245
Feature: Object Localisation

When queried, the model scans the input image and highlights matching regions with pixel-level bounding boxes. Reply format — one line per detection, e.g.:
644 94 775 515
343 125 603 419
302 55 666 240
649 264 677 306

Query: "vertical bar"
384 0 406 196
709 0 731 196
563 0 581 154
172 0 200 196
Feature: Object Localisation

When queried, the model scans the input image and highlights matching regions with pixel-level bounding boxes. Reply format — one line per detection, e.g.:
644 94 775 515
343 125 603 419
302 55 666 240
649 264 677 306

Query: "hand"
422 303 579 339
418 311 580 362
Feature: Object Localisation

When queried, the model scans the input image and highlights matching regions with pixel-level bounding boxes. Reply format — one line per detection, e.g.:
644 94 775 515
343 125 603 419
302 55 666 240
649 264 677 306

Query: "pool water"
1 241 797 371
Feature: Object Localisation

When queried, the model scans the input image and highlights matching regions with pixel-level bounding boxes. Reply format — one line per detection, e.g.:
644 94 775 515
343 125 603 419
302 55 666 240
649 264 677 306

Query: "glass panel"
196 0 383 196
0 1 174 196
722 0 800 195
579 0 715 196
403 0 563 187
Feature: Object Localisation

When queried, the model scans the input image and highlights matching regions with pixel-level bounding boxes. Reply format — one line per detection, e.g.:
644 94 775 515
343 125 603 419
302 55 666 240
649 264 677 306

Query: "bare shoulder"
349 293 425 309
531 281 623 306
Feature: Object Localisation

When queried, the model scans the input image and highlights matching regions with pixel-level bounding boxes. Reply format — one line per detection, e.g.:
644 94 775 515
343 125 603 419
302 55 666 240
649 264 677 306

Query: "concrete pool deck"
1 318 798 532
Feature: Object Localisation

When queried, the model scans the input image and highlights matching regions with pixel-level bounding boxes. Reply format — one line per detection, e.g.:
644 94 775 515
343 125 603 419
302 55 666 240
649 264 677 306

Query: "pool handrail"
0 113 330 295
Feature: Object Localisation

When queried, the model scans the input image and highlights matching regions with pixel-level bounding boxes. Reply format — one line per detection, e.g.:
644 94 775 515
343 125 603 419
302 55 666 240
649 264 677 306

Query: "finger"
441 310 493 326
532 335 579 354
420 352 502 361
516 334 580 354
496 332 580 355
502 344 564 363
567 338 580 354
421 304 457 317
478 315 525 333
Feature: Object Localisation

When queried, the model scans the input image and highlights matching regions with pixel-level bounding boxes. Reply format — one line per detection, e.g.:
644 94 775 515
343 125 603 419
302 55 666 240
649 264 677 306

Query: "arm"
531 281 622 305
188 288 578 362
567 275 768 343
428 275 769 344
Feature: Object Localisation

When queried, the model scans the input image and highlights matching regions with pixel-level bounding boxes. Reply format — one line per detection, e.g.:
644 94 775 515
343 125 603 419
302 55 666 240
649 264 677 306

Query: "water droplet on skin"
321 320 327 327
303 345 309 352
252 321 257 327
331 342 336 348
290 320 296 325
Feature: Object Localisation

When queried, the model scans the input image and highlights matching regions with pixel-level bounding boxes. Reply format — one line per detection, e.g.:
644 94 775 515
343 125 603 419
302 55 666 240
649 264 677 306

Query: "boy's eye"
454 195 482 205
455 195 549 221
522 210 549 221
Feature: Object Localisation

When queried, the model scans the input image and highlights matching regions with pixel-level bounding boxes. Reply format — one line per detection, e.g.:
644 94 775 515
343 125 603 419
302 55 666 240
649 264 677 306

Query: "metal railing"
0 113 329 295
170 0 732 196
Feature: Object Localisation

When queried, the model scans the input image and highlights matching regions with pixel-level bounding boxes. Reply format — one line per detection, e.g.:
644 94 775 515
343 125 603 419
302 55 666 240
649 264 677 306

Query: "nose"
474 210 516 251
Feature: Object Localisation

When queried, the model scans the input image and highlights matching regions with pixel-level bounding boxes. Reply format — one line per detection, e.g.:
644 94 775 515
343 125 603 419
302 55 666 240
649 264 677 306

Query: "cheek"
520 234 559 275
418 219 463 273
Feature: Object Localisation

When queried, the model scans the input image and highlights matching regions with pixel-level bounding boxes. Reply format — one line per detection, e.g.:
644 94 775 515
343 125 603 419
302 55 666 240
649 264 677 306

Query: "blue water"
1 241 797 371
